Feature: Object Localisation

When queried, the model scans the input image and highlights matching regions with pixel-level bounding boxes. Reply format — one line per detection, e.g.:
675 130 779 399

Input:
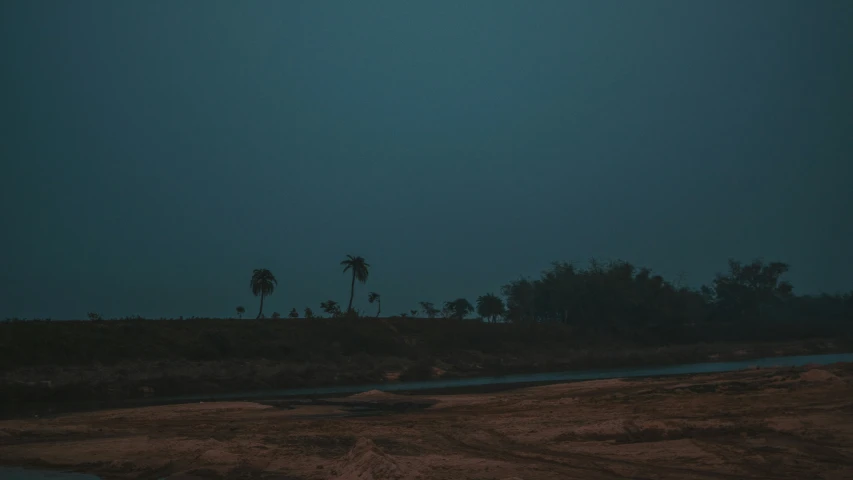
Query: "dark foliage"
498 259 853 345
399 361 435 382
1 258 850 373
444 298 475 320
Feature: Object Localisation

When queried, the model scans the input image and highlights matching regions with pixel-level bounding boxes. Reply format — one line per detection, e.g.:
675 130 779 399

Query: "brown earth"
2 364 853 479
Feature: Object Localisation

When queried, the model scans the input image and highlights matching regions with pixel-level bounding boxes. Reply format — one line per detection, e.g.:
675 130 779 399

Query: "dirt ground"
2 364 853 480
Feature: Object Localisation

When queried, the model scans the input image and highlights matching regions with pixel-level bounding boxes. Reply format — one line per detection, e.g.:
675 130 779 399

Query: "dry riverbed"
2 364 853 479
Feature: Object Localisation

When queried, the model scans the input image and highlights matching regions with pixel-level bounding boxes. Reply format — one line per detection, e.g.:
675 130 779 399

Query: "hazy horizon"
1 1 851 319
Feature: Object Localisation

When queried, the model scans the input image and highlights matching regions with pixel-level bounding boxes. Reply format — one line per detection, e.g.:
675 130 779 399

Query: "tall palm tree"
368 292 381 317
340 255 370 312
250 268 277 319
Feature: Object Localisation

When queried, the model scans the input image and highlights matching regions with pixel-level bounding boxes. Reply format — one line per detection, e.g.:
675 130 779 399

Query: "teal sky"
1 1 851 319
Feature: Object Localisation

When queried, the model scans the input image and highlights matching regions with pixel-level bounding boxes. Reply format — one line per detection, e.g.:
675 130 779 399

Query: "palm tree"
476 293 506 323
250 268 277 319
368 292 381 317
341 255 370 313
235 306 245 319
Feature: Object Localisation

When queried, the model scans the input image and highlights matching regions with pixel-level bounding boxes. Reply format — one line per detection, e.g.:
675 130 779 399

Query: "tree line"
238 255 853 343
240 254 494 321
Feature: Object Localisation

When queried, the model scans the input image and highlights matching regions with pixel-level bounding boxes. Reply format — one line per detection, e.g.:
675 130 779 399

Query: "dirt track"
2 364 853 479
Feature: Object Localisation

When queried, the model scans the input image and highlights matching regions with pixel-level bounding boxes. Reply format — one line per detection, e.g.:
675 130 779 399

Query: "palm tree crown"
341 255 370 312
368 291 381 317
250 268 277 319
476 293 506 323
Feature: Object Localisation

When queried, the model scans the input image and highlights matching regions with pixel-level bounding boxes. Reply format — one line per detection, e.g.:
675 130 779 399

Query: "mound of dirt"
334 437 417 480
351 389 393 398
800 369 841 383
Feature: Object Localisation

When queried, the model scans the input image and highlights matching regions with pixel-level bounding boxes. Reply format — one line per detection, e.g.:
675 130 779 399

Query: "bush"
399 361 435 382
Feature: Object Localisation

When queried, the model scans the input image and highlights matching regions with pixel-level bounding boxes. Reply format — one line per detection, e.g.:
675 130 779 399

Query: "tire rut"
436 426 787 480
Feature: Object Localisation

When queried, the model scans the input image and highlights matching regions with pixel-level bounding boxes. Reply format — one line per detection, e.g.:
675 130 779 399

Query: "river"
0 468 99 480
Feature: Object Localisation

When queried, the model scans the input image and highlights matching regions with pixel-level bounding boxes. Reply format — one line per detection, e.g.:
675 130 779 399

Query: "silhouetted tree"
476 293 506 323
235 306 245 319
710 259 793 322
288 308 299 318
410 309 419 317
498 259 707 344
271 312 281 319
444 298 474 319
320 300 342 317
368 292 381 317
341 255 370 313
87 312 101 321
304 307 315 319
502 276 537 323
419 301 439 318
250 269 277 319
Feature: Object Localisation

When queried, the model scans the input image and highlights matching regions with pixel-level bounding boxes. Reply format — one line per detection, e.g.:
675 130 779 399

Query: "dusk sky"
1 1 851 319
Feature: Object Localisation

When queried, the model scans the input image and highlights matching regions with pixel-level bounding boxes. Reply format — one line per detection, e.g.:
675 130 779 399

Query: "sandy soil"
2 364 853 479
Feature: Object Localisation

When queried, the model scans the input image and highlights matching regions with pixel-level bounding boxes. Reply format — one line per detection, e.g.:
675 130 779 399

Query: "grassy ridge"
3 316 853 369
1 317 851 410
0 317 579 368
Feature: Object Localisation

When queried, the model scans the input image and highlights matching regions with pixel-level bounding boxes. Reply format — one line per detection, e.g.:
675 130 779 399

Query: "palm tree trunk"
257 294 265 319
377 300 381 318
347 271 356 312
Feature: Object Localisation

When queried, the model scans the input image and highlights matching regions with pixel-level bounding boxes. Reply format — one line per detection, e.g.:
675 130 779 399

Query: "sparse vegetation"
420 301 439 318
320 300 342 318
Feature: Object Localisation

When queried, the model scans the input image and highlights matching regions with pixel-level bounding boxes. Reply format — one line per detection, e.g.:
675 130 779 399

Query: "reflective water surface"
0 468 100 480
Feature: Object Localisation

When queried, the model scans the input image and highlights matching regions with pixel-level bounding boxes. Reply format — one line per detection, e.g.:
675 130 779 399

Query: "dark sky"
1 1 851 319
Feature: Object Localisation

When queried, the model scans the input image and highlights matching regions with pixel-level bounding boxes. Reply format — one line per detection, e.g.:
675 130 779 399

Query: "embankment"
1 318 850 409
